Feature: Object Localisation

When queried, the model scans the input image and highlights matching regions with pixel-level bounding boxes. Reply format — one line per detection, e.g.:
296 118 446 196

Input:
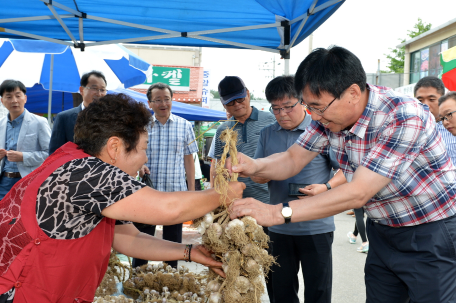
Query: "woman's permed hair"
74 93 152 156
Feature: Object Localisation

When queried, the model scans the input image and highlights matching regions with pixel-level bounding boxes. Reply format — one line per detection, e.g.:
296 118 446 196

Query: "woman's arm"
113 224 225 277
101 182 245 225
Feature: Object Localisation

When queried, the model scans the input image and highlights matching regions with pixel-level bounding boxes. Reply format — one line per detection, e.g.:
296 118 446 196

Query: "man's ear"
79 86 84 96
348 84 362 105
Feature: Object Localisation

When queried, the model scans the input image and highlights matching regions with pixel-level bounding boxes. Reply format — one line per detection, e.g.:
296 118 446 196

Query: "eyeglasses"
149 99 172 104
269 100 301 115
225 97 245 106
304 96 337 116
439 110 456 122
84 86 107 94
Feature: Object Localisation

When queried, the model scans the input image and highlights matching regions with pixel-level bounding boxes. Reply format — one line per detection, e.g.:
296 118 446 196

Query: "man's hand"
229 198 283 227
297 184 328 199
0 149 6 160
6 150 23 162
139 165 150 178
190 244 225 277
251 176 270 184
226 152 257 178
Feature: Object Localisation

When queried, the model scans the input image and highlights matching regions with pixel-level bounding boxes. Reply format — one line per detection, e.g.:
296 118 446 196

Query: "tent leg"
284 58 290 75
47 54 54 125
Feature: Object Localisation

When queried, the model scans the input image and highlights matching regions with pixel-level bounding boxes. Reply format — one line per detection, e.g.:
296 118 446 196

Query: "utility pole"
259 56 280 79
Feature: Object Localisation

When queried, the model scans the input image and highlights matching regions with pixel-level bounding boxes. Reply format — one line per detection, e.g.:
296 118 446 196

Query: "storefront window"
420 48 429 78
429 44 440 77
410 51 420 84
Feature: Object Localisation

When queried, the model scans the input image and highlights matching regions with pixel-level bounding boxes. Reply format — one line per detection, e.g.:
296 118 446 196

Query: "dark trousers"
365 216 456 303
0 176 20 200
269 231 333 303
353 207 367 242
131 223 182 268
132 224 157 268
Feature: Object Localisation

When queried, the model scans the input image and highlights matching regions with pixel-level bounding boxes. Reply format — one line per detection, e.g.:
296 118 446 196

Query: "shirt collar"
249 106 259 121
342 83 378 138
153 113 174 124
274 112 311 132
7 110 25 124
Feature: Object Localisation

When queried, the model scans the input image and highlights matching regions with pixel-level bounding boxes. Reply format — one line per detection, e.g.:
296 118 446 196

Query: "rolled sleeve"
361 115 426 181
184 122 198 155
296 121 330 155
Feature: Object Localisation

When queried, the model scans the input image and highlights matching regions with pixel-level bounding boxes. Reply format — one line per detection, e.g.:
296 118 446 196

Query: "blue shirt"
214 107 275 202
3 111 25 173
437 122 456 165
146 113 198 192
254 113 339 236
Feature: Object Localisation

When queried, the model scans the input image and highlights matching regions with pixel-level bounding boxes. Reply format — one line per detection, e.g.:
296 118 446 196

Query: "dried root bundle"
197 128 276 303
122 263 207 302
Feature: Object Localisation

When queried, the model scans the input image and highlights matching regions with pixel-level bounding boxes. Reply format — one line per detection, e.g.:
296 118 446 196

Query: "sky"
201 0 456 99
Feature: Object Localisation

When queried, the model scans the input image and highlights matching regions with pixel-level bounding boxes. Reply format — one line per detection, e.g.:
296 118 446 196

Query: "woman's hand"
221 181 246 206
298 184 328 199
190 244 226 278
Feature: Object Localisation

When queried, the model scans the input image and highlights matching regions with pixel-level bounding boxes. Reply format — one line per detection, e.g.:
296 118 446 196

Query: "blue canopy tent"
0 0 344 72
24 84 227 121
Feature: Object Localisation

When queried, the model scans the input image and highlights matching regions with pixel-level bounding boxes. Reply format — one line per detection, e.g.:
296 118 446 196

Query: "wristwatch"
325 182 332 190
281 202 293 224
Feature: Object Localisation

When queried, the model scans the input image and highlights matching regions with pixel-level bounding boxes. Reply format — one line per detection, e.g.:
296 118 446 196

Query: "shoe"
347 232 357 244
346 210 354 215
357 242 369 253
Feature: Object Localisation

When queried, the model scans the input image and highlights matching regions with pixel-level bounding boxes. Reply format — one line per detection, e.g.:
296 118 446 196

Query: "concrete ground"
118 212 367 303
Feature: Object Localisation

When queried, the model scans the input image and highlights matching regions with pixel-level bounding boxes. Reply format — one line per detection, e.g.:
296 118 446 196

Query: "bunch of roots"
94 253 208 302
194 128 275 303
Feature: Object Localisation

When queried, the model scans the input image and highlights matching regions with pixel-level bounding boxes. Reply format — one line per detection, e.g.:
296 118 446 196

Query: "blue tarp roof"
25 84 227 121
0 0 344 55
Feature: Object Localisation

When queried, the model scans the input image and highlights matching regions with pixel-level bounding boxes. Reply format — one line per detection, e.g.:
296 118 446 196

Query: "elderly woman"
0 93 244 303
439 92 456 136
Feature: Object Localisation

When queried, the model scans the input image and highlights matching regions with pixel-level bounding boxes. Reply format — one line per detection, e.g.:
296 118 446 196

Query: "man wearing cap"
213 76 276 300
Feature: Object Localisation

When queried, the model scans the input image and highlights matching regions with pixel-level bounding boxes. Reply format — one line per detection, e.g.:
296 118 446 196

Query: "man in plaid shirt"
229 46 456 302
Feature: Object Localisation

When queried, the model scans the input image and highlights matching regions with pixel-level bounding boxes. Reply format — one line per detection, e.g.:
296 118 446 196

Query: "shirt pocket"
173 136 185 154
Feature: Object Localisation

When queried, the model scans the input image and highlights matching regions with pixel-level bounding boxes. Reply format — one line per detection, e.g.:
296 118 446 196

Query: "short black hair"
265 75 298 103
74 93 151 156
80 71 107 87
295 46 366 99
439 91 456 106
146 82 173 101
414 76 445 97
0 80 26 97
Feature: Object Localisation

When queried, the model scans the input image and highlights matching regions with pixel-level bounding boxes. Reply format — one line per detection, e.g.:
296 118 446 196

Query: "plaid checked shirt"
146 113 198 192
297 84 456 227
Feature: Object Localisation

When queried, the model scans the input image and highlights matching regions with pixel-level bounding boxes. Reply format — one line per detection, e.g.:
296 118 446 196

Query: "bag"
133 173 155 230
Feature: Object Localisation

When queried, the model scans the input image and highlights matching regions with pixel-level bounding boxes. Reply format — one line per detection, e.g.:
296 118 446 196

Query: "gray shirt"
254 113 339 236
214 107 275 202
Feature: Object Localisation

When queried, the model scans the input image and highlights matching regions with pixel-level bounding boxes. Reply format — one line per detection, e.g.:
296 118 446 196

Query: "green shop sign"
139 66 190 91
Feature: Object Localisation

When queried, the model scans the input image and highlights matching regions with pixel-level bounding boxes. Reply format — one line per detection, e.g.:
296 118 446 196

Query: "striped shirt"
214 107 275 202
437 122 456 165
297 84 456 227
146 113 198 192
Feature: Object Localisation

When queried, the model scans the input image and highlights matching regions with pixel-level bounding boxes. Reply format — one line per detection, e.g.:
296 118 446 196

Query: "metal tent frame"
0 0 344 74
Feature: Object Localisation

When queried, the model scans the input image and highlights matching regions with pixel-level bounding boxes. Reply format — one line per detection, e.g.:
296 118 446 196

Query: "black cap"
218 76 247 105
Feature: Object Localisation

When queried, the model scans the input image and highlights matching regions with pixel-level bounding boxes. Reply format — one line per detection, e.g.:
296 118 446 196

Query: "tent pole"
285 59 290 75
47 54 54 125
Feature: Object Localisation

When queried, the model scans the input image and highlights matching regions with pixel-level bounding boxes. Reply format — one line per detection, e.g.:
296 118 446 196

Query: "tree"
210 89 220 98
382 18 432 74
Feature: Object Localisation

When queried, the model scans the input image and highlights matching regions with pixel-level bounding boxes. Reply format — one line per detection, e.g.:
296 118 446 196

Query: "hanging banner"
202 69 211 108
134 66 190 91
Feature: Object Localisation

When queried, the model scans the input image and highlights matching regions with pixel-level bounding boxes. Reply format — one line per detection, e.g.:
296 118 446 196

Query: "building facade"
401 18 456 86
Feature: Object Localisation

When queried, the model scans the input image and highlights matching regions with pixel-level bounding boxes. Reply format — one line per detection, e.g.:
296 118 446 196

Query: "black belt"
3 172 21 178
